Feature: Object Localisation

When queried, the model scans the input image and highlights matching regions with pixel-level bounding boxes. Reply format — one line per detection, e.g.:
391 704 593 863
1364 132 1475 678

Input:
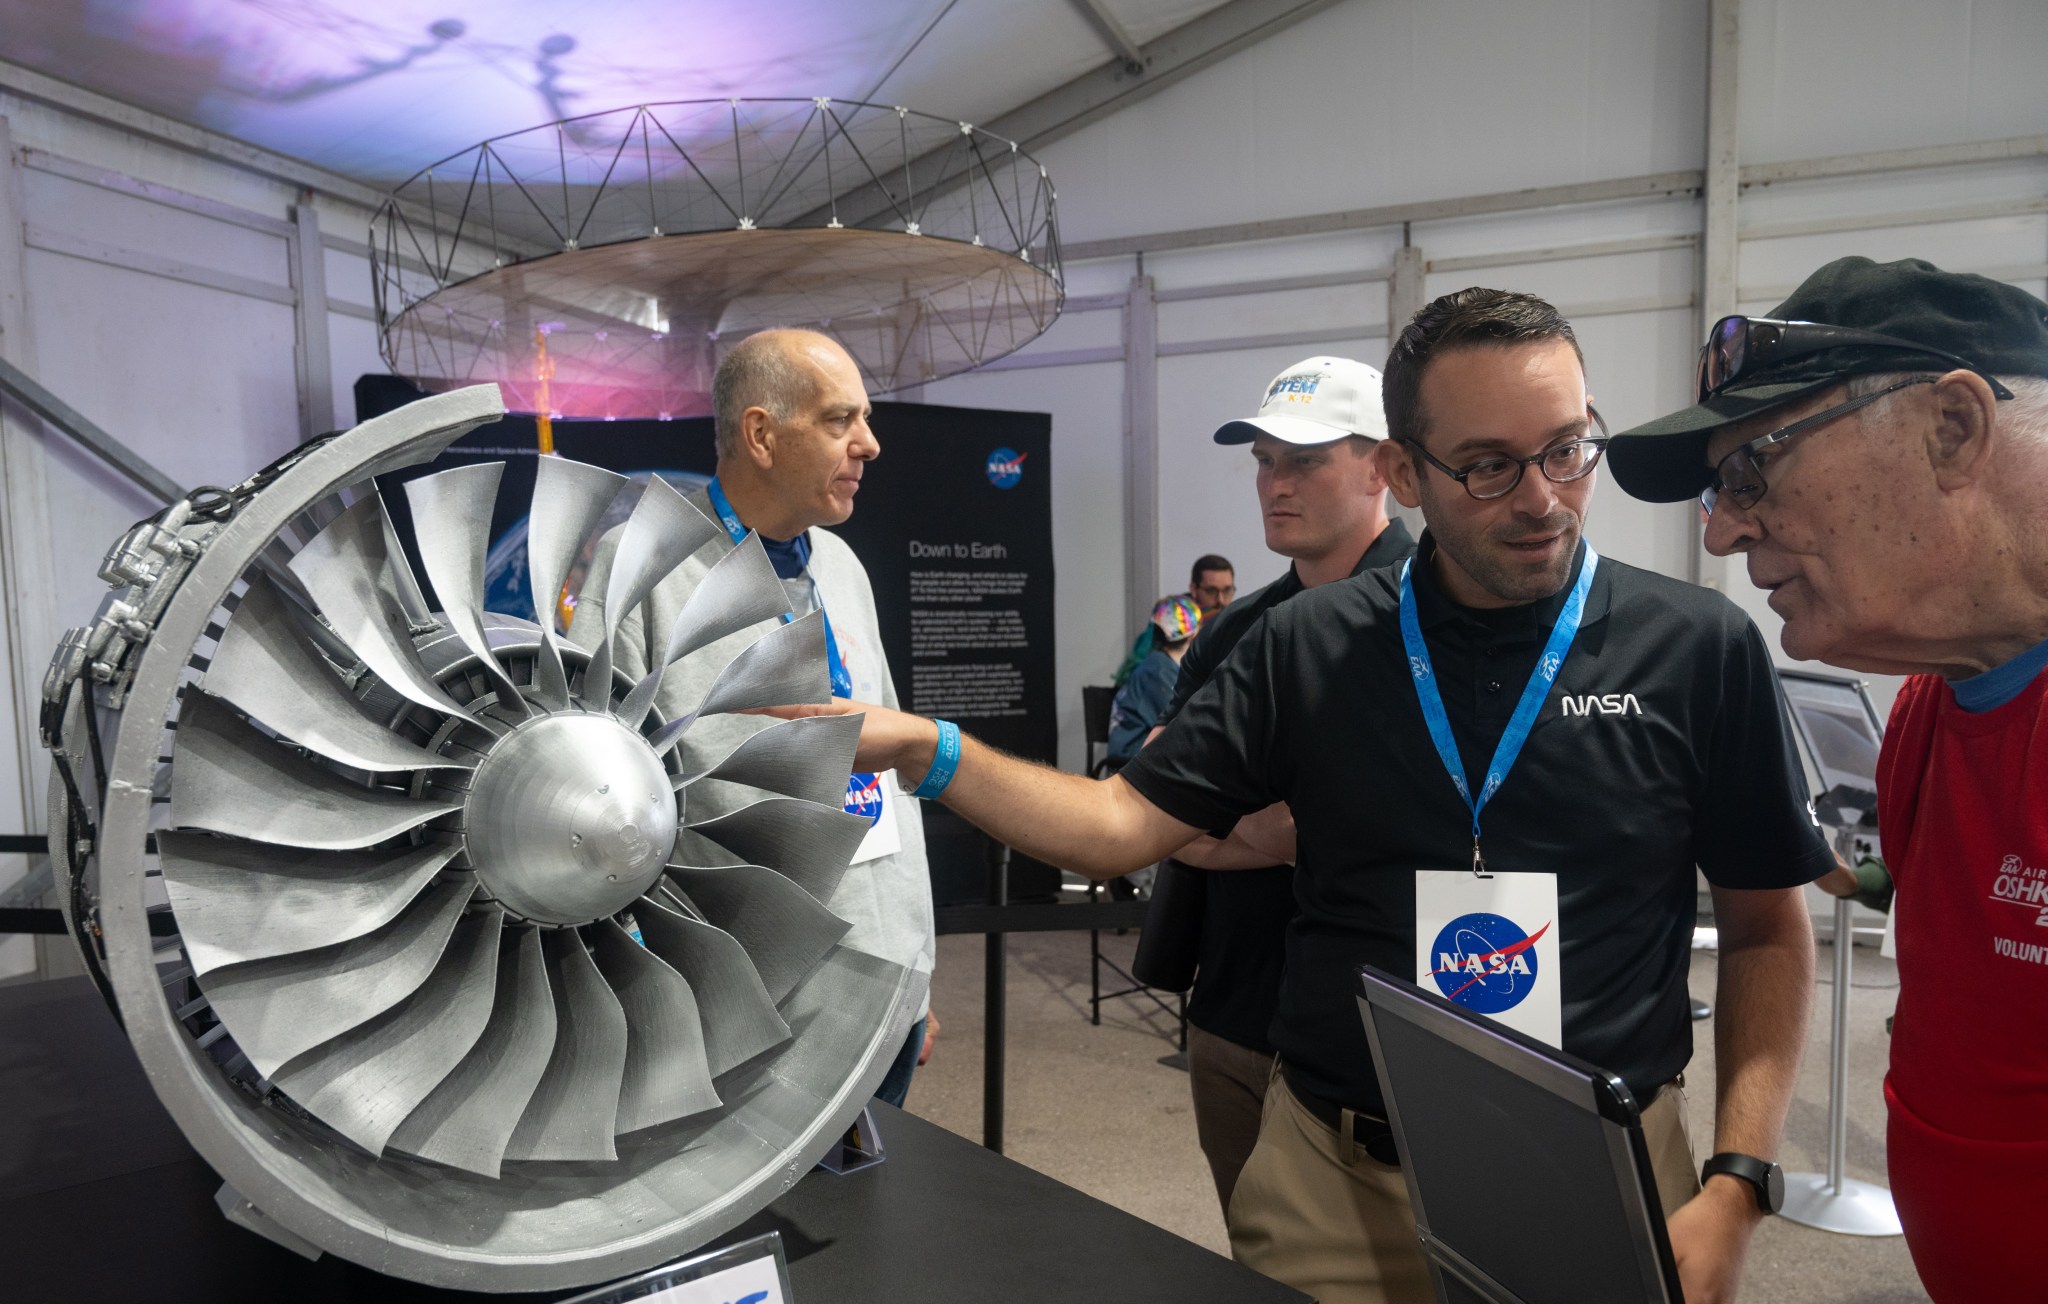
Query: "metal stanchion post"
983 842 1010 1154
1779 886 1902 1235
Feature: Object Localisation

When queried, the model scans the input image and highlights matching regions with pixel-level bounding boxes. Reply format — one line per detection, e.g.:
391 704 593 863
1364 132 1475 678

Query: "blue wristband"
909 719 962 800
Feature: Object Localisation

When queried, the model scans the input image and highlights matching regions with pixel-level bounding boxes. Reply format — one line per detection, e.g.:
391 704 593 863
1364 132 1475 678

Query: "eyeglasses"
1701 376 1933 514
1400 408 1610 501
1698 316 2014 403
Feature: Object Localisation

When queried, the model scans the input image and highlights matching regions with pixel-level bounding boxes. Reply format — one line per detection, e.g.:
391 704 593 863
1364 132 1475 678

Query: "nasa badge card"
1415 870 1562 1048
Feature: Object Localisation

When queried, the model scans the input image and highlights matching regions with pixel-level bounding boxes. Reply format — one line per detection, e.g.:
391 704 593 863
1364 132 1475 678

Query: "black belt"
1280 1063 1402 1167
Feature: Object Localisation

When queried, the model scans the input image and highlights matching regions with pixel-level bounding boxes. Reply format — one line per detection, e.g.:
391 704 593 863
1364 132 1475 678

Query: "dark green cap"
1608 257 2048 503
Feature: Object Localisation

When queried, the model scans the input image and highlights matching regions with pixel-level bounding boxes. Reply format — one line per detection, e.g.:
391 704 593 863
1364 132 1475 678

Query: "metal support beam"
1387 244 1427 348
0 116 55 980
1693 0 1741 592
1741 133 2048 188
1122 274 1159 631
0 58 392 214
291 201 335 439
810 0 1343 230
0 354 183 505
1063 170 1707 262
1068 0 1148 71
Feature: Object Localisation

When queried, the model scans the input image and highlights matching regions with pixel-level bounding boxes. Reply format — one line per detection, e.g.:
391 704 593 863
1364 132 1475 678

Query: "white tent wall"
0 1 2044 972
0 87 385 979
929 0 2047 756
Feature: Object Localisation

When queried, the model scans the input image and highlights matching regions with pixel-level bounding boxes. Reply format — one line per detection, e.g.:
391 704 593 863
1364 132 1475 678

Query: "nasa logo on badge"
1427 912 1548 1014
844 772 886 827
985 447 1026 488
1413 869 1563 1046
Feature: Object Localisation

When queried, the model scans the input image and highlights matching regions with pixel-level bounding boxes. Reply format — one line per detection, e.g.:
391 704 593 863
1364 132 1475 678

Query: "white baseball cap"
1213 355 1388 445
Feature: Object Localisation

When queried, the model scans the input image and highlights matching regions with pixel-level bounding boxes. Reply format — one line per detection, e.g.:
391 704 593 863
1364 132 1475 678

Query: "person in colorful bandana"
1107 595 1203 762
1609 257 2048 1303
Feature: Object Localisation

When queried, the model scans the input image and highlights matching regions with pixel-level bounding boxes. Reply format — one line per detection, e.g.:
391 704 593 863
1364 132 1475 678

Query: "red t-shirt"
1877 669 2048 1301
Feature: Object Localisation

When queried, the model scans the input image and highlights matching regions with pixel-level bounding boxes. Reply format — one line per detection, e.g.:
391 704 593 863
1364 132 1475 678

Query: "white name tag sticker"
1414 870 1563 1047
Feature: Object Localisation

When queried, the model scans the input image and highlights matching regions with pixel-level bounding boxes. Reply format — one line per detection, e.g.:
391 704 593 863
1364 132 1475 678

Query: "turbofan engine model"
40 387 923 1291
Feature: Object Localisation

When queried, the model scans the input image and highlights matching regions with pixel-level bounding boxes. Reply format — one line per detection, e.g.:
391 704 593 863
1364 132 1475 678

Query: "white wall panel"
1738 0 2048 164
1034 0 1708 244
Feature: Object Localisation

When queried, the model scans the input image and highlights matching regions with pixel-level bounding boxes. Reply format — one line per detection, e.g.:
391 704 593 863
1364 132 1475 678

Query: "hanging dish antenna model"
40 385 924 1292
371 98 1063 420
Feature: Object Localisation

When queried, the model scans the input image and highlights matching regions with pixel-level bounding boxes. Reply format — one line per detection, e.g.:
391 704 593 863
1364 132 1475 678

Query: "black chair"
1079 685 1187 1051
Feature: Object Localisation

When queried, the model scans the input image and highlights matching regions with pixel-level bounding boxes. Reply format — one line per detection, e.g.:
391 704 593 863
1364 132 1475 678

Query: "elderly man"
581 327 936 1105
1607 256 2048 1303
1142 355 1415 1217
779 289 1827 1304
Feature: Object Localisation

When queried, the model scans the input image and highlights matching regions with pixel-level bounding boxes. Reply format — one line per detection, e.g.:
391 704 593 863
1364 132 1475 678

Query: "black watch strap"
1700 1152 1785 1214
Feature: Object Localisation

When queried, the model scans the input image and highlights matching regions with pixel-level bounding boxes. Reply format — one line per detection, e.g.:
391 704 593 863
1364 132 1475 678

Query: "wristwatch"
1700 1152 1785 1214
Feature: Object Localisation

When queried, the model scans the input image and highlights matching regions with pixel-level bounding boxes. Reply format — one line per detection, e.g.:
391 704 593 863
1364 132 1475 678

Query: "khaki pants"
1187 1024 1276 1214
1227 1068 1700 1304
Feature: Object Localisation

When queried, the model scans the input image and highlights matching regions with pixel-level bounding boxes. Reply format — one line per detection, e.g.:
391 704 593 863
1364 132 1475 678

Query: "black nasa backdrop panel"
354 378 1059 905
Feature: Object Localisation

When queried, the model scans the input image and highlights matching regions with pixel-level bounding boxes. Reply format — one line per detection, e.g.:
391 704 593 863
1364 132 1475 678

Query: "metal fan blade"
529 456 628 638
659 532 789 667
404 464 530 718
590 919 720 1132
580 476 720 708
200 876 475 1078
157 832 458 975
613 533 793 727
644 612 830 753
634 896 790 1076
684 795 870 904
268 907 502 1157
525 457 629 707
681 714 863 807
502 928 628 1161
665 864 851 1003
170 693 460 850
207 575 470 774
388 925 556 1178
290 493 474 720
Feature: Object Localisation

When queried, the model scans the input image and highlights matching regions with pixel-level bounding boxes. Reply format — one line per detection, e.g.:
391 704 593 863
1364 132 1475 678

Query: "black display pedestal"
0 976 1301 1302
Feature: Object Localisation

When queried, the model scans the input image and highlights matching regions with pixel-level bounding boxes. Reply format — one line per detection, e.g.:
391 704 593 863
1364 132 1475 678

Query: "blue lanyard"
706 477 853 699
1398 546 1599 877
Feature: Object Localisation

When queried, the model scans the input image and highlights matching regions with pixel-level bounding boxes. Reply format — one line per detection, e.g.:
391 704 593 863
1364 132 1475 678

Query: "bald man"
579 329 938 1104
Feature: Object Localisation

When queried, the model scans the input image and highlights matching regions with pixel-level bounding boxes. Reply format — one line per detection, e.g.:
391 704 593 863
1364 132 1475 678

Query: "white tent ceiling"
0 0 1254 183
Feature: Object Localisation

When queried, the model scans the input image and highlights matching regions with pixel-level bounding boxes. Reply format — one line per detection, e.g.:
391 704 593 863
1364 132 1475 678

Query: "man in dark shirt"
1141 355 1415 1217
775 290 1825 1304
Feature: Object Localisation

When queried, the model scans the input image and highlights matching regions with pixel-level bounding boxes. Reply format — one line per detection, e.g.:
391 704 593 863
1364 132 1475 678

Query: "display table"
0 976 1302 1302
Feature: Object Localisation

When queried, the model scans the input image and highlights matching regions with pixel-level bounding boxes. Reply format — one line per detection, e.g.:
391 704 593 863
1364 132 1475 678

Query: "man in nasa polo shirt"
774 289 1826 1304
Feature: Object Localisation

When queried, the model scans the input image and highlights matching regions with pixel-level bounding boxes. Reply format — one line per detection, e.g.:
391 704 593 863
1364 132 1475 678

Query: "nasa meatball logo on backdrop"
1414 869 1563 1047
985 447 1026 488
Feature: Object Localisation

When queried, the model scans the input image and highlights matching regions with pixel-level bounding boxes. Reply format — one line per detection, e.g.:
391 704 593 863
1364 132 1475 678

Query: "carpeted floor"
903 926 1929 1303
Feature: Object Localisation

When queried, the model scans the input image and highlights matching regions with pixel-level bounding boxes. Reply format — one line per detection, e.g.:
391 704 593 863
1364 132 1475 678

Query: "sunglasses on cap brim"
1697 316 2014 403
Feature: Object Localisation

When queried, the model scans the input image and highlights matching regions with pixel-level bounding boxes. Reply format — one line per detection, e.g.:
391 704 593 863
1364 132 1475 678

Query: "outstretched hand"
751 698 941 781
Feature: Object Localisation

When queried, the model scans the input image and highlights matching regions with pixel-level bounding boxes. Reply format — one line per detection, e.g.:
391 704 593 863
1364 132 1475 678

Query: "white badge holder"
1414 869 1564 1048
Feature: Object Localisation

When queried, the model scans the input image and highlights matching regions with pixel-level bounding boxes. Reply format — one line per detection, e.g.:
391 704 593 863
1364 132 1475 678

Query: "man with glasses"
1189 553 1238 619
771 288 1827 1304
1607 257 2048 1303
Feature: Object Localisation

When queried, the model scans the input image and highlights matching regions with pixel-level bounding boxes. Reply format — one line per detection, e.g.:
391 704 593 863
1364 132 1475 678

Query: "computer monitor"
1357 965 1683 1304
1775 669 1885 816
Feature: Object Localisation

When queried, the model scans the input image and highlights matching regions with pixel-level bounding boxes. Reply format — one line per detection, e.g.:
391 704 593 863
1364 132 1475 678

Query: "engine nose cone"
464 713 678 924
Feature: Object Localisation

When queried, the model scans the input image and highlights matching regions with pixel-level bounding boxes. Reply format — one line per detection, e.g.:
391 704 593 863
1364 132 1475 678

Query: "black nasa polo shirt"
1156 518 1415 1051
1120 534 1831 1111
